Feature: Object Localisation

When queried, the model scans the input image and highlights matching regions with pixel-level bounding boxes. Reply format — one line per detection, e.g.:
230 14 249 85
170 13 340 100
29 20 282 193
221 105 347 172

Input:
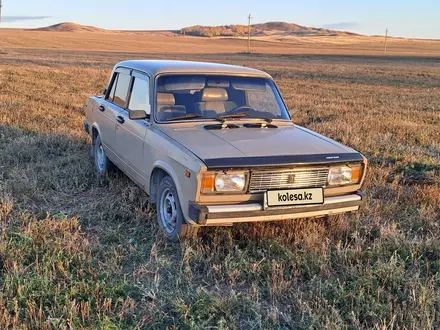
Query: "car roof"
115 60 272 79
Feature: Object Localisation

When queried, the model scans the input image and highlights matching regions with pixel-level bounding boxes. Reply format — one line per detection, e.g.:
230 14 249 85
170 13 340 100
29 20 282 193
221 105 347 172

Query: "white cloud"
2 16 52 23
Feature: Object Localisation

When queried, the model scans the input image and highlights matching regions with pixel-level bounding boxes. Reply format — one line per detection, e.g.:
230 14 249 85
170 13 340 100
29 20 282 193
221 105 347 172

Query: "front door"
115 71 151 185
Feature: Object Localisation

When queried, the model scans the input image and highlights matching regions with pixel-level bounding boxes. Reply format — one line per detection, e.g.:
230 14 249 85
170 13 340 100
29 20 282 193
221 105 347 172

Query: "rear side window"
107 72 131 107
128 77 150 114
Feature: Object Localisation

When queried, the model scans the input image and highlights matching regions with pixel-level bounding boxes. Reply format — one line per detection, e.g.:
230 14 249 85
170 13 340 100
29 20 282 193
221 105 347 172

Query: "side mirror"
129 110 149 120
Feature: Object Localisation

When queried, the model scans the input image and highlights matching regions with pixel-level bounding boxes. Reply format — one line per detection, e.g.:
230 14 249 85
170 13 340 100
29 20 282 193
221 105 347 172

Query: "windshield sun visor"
163 76 206 91
231 78 266 91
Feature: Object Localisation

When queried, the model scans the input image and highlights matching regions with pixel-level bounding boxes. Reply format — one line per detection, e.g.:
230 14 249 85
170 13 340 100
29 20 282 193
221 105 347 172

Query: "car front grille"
249 168 329 193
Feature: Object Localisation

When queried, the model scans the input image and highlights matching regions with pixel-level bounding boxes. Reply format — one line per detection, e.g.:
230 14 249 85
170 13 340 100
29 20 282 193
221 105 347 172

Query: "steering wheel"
226 105 258 114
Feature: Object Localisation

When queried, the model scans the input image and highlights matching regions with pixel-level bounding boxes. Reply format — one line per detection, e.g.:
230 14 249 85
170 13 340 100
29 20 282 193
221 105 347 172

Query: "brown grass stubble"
0 50 439 328
1 28 440 56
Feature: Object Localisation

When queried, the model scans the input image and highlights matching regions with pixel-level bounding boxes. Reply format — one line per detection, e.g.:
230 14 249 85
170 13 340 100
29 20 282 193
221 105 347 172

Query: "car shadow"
0 122 154 232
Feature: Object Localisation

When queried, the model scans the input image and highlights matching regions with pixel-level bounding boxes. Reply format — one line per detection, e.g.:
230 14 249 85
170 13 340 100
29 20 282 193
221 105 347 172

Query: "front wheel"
157 176 198 242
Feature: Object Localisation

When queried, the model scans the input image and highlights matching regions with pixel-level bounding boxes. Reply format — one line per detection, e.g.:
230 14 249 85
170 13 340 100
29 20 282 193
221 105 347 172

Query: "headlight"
327 164 362 186
202 172 248 193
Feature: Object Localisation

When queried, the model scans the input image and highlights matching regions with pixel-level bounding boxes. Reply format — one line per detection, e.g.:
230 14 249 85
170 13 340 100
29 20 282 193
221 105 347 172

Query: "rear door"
98 68 132 155
115 71 151 184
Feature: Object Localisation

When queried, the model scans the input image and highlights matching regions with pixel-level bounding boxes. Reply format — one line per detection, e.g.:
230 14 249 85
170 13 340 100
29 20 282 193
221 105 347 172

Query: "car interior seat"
194 88 237 117
156 93 186 120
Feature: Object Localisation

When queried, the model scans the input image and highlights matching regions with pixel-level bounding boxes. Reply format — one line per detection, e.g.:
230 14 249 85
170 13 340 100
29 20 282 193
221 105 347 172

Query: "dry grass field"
0 33 439 329
1 27 440 56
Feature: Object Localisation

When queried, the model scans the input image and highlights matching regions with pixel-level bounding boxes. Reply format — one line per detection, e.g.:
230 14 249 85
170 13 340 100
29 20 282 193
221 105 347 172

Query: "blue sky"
1 0 439 39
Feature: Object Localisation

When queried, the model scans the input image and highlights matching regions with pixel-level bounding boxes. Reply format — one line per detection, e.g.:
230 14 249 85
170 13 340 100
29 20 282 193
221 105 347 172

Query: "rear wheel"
157 176 198 242
93 135 114 176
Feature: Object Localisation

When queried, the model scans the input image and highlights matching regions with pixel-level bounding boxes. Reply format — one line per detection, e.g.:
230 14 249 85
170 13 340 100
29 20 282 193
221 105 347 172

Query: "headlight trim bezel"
201 170 250 194
327 163 363 187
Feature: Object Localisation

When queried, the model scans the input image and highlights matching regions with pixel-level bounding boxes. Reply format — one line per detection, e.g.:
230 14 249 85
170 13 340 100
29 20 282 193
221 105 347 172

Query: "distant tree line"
180 25 249 37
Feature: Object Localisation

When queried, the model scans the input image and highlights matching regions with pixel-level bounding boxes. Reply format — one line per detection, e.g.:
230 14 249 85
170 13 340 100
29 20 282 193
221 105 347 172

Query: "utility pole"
0 0 3 24
384 28 388 55
247 13 253 53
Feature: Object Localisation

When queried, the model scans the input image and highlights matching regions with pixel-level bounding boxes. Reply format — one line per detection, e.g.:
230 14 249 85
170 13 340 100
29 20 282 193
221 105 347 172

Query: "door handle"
98 105 105 112
116 115 125 124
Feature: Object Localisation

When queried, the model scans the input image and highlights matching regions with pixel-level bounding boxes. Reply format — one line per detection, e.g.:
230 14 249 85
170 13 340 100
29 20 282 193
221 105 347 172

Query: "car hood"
159 123 360 167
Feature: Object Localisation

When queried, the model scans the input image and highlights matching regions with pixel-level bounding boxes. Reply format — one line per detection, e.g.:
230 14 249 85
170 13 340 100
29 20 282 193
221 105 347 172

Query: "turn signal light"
351 165 362 183
201 173 215 192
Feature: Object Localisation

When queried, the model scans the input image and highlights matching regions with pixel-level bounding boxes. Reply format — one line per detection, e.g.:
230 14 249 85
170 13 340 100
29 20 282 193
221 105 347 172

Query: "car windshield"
155 75 290 122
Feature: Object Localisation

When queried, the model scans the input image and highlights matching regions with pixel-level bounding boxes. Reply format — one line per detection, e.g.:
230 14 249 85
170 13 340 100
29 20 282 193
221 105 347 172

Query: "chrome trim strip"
206 206 359 225
205 194 361 214
207 203 262 213
323 194 361 204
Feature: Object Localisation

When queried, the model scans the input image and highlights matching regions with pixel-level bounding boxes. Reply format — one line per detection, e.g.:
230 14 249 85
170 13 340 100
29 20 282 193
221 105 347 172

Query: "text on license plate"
266 188 324 207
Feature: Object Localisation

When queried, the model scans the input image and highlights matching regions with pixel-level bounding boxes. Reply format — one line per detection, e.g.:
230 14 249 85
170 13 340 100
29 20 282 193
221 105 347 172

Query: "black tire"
93 135 114 176
156 176 199 242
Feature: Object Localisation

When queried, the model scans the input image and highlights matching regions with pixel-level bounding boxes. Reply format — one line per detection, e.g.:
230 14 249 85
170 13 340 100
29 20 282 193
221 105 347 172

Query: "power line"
247 13 253 53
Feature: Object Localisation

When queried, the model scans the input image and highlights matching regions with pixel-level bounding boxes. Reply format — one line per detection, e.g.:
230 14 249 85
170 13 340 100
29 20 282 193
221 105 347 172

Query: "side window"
107 73 118 101
128 76 150 114
112 73 131 107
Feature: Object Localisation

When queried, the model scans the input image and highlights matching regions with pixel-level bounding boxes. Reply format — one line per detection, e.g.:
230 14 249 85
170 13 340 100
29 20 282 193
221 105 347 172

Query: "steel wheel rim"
96 142 105 173
159 188 178 234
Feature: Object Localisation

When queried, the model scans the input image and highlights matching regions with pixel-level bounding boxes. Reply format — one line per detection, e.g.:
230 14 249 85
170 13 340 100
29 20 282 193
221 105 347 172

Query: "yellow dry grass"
1 28 440 56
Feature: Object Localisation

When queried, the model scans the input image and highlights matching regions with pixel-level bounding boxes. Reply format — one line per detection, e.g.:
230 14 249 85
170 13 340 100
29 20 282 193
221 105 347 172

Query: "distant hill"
180 21 360 37
32 21 360 38
31 22 180 36
33 22 107 33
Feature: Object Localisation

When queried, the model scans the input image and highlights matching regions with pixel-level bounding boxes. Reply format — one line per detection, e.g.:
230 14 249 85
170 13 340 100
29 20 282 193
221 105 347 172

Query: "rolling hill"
32 21 359 37
33 22 107 33
3 21 436 56
180 21 360 37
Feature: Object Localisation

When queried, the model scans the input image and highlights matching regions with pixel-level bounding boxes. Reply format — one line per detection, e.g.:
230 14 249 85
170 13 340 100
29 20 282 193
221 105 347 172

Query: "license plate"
265 188 324 208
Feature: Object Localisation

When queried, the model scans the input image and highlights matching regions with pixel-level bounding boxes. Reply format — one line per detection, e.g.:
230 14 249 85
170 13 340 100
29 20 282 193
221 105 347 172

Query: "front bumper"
189 191 365 225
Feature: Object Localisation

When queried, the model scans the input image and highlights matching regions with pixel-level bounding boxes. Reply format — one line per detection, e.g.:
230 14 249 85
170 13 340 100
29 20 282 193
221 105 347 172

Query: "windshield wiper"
218 113 274 124
258 117 273 124
217 112 250 120
167 113 203 121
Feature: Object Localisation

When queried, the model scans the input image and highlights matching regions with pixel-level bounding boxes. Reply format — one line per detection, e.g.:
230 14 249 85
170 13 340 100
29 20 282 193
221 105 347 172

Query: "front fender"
91 122 102 140
152 160 181 194
151 159 199 225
